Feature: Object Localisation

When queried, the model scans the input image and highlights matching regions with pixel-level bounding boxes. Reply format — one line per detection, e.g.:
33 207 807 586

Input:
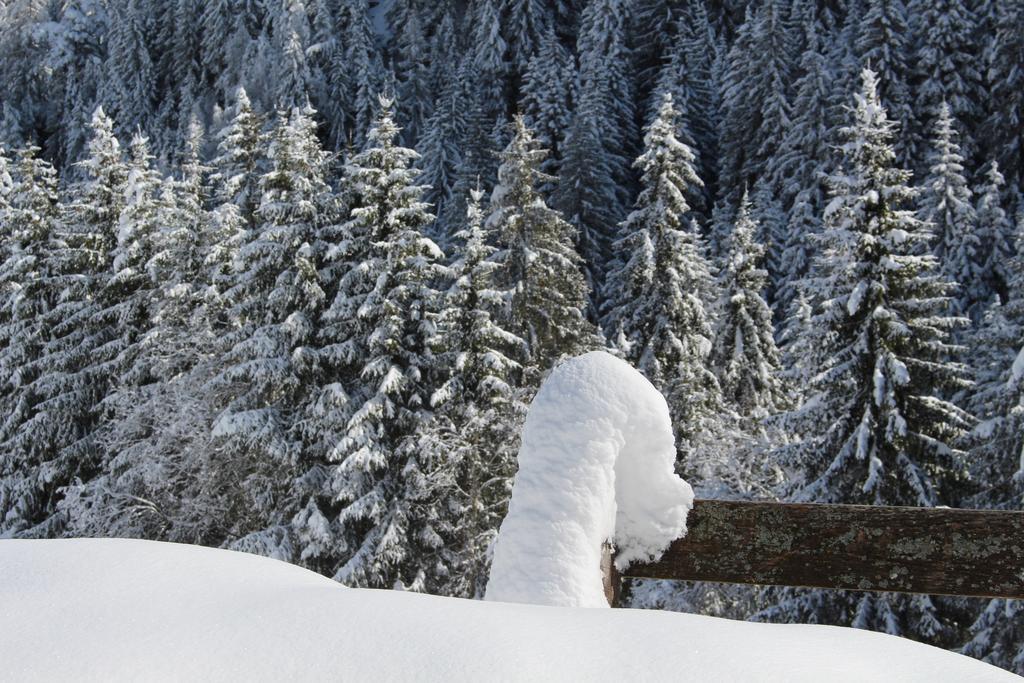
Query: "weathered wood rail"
606 499 1024 606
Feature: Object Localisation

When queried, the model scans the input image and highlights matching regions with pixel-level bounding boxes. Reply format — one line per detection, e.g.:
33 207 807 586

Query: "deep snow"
486 351 693 608
0 539 1017 682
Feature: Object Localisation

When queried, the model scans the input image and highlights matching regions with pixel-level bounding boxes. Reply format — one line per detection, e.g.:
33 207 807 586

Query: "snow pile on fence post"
485 351 694 608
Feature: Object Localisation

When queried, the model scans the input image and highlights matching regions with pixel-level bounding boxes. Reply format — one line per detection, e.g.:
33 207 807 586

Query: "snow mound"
0 539 1016 682
486 351 693 608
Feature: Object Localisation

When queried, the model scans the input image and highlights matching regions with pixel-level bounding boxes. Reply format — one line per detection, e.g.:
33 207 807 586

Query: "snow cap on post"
485 351 694 608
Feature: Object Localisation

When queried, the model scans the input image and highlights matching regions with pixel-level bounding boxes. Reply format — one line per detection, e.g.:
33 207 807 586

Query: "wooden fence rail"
607 499 1024 606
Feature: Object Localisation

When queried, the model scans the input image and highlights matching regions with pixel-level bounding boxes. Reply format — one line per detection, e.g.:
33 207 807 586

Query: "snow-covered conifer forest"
0 0 1022 673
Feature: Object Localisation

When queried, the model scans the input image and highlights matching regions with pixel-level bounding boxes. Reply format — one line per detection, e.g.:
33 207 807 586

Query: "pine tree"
974 161 1015 307
199 0 236 88
337 0 387 146
210 105 330 556
470 0 509 120
553 83 621 303
441 58 502 239
273 0 313 110
911 0 982 165
791 69 972 507
959 217 1024 675
429 188 527 598
416 72 467 243
0 109 126 537
209 87 265 227
750 178 787 311
765 70 974 646
553 0 637 301
920 102 980 317
487 116 597 370
575 0 635 192
62 126 221 545
52 0 109 167
102 0 156 138
602 94 722 456
630 0 681 92
711 192 787 419
768 22 836 316
519 27 575 188
502 0 552 76
981 0 1024 191
393 6 431 144
649 9 718 215
963 598 1024 676
0 146 63 535
719 0 797 202
855 0 916 165
309 98 448 589
965 216 1024 504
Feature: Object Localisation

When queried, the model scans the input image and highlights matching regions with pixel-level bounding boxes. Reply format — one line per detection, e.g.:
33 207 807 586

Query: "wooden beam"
621 499 1024 599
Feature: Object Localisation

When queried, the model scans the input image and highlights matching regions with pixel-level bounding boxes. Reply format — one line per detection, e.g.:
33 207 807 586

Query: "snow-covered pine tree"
959 212 1024 675
648 11 718 217
920 102 980 318
790 69 973 508
763 69 974 645
488 115 597 371
630 0 681 93
425 5 461 101
337 0 387 146
209 87 265 228
501 0 552 77
209 104 330 557
602 94 723 461
553 81 621 307
439 57 503 236
719 0 797 203
93 132 164 388
416 72 467 244
981 0 1024 192
199 0 235 89
911 0 983 167
0 146 60 394
470 0 509 121
0 146 63 536
750 178 787 311
393 6 431 145
777 289 816 392
429 187 527 598
768 22 836 317
855 0 916 165
272 1 313 111
304 97 448 590
0 107 130 538
575 0 635 196
552 0 638 291
62 125 222 545
963 597 1024 676
50 0 109 168
519 27 575 191
101 0 156 139
974 161 1015 307
711 191 787 420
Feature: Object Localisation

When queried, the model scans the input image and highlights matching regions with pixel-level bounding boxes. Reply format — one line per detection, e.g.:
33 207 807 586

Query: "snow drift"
485 351 694 608
0 539 1016 682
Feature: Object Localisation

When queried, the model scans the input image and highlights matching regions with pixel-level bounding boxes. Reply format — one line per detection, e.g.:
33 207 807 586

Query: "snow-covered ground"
0 539 1015 682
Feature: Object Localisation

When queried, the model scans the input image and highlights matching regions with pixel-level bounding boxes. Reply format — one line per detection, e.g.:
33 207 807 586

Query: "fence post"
602 542 622 607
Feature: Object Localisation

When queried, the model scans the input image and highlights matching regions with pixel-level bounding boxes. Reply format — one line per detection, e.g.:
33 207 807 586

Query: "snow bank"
0 539 1015 682
485 351 693 608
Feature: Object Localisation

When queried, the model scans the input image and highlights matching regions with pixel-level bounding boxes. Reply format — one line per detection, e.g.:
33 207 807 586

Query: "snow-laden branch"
485 351 693 608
